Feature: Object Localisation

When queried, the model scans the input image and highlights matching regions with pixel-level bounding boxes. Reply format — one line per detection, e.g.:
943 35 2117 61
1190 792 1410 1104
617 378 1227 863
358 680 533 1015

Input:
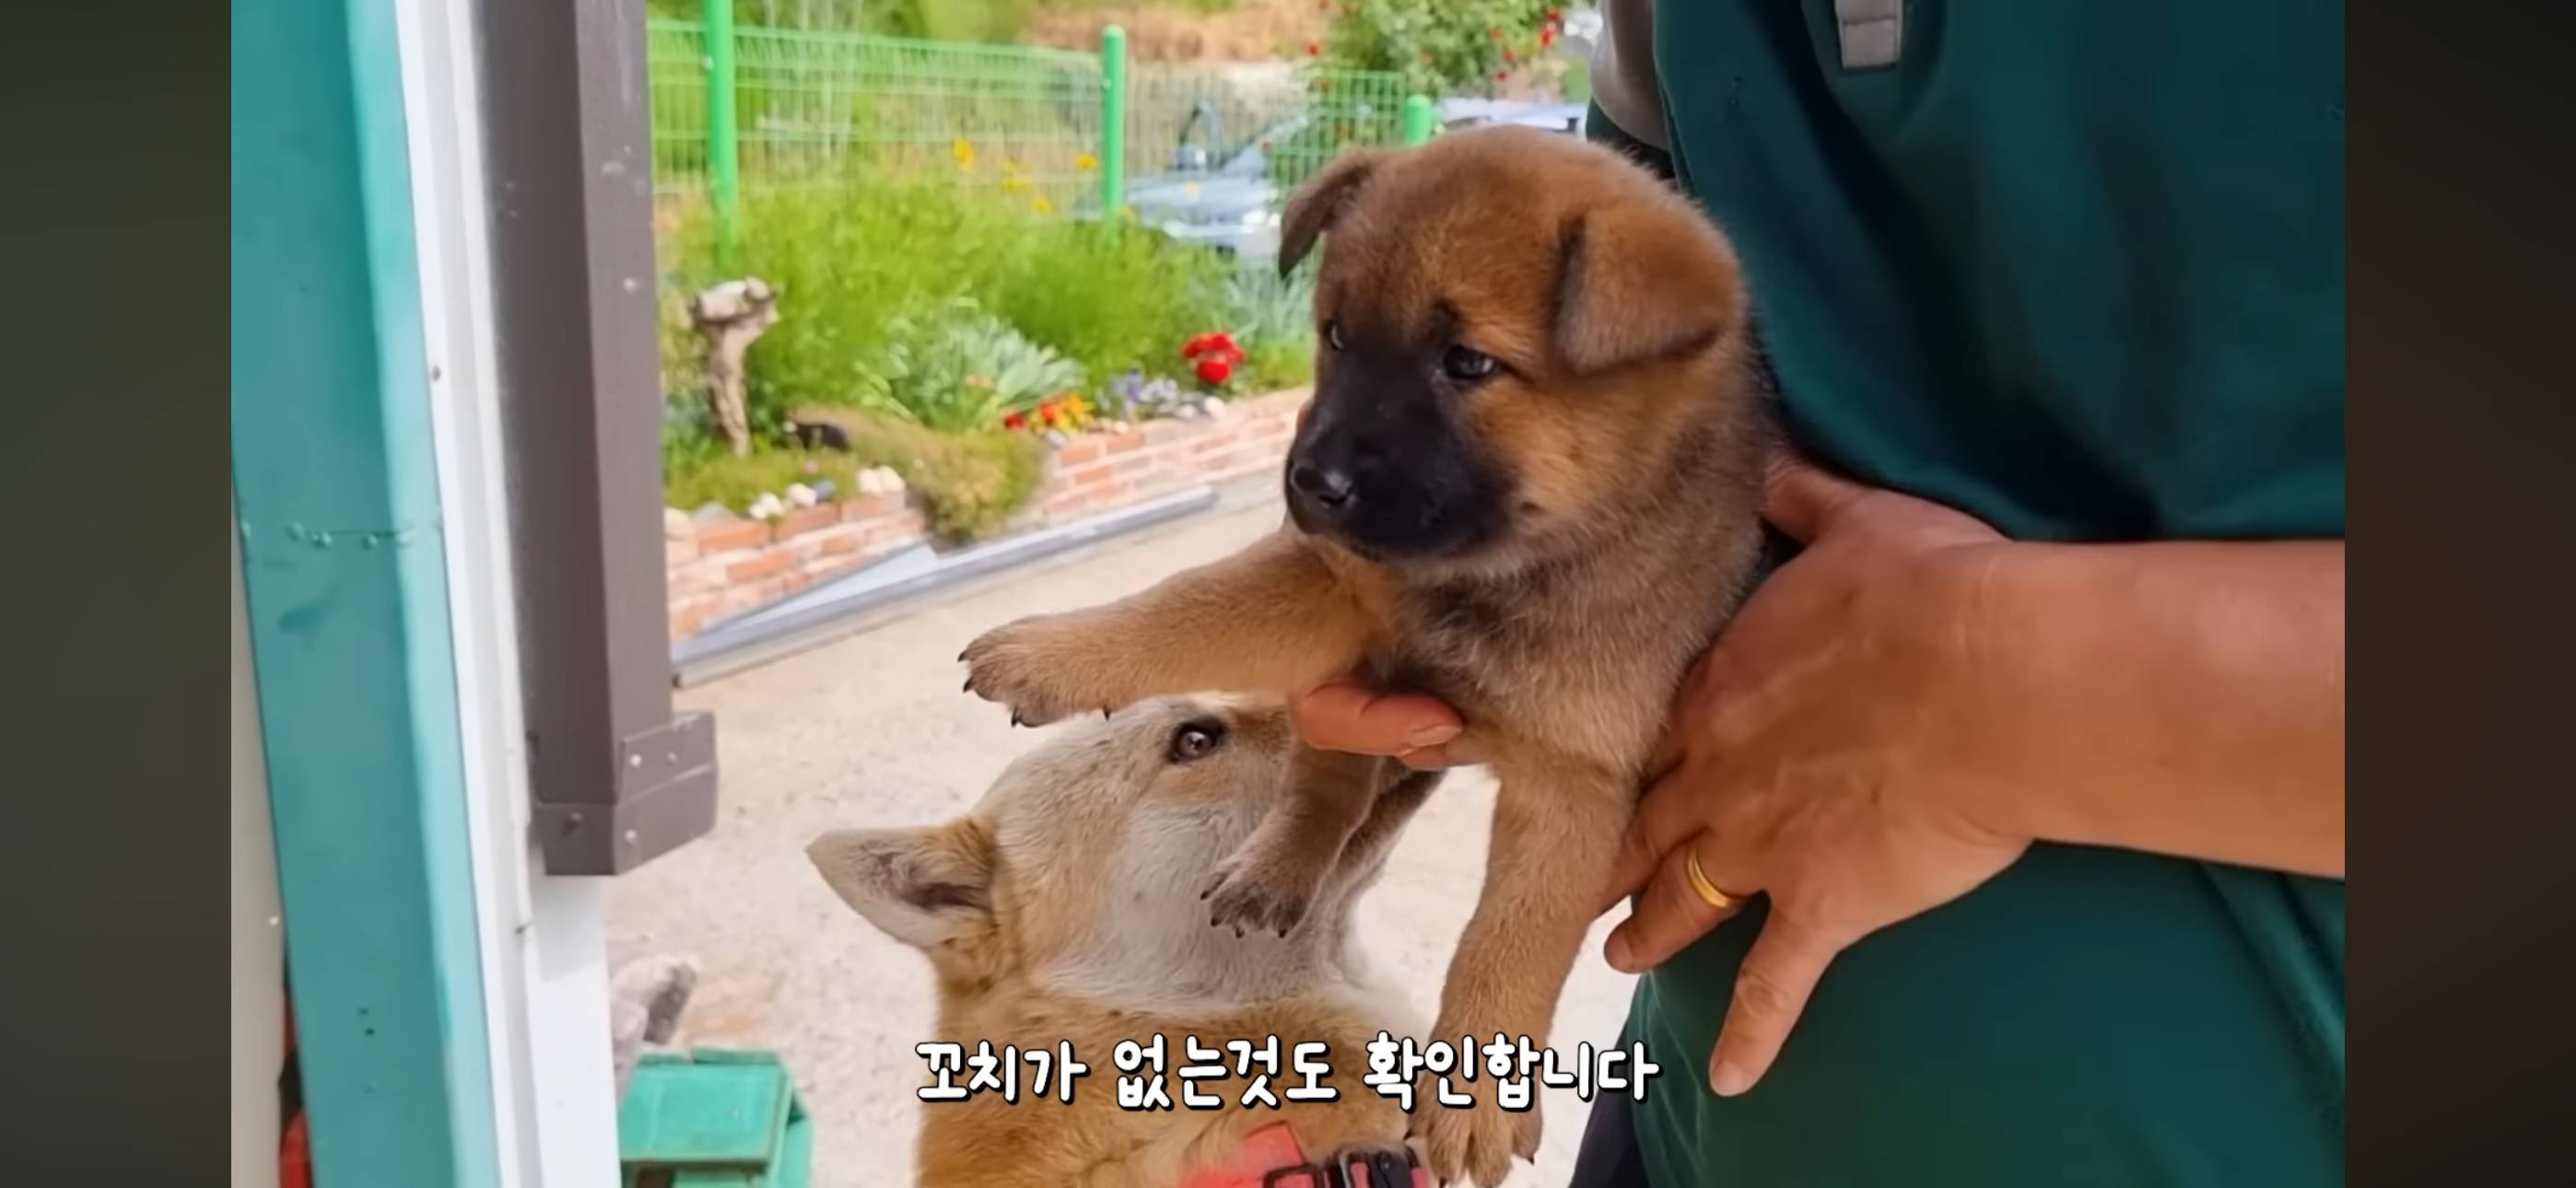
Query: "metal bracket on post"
479 0 720 875
532 710 719 874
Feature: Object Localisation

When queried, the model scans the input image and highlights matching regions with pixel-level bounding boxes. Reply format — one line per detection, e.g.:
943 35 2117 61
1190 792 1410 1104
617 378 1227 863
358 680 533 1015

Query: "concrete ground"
611 483 1639 1186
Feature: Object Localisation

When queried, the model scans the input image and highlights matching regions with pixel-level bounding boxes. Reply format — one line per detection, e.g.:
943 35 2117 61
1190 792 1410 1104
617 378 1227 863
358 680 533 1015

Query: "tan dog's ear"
807 818 997 954
1278 147 1389 275
1551 205 1744 373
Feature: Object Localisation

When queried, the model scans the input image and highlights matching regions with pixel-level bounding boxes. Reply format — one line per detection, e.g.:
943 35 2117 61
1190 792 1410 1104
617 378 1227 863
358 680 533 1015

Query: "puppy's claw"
1010 711 1026 728
1413 1089 1538 1188
1202 856 1319 940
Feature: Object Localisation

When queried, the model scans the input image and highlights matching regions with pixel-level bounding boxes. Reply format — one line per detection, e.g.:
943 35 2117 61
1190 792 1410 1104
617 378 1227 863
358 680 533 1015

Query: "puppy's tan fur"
962 128 1768 1184
810 696 1435 1188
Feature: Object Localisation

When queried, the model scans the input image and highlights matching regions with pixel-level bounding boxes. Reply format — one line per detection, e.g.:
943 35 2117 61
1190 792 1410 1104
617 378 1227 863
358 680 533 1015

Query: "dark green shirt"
1595 2 2346 1183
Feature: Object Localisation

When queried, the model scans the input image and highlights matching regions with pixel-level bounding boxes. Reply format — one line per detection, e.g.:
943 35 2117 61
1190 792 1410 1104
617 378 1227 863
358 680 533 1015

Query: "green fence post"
1099 26 1127 235
705 0 741 268
1401 93 1435 146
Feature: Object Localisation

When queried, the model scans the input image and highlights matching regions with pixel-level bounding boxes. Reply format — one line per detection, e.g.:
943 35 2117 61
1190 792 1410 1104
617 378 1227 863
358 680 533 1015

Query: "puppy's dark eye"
1166 717 1229 763
1324 320 1346 351
1443 345 1497 381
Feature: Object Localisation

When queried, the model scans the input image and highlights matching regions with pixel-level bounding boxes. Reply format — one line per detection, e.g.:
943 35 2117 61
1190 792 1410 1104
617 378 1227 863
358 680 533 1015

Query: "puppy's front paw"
1199 846 1328 938
1411 1090 1540 1188
958 616 1092 726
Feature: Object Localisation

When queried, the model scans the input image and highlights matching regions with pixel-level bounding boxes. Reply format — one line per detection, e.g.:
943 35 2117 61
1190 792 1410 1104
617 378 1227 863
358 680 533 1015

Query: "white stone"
856 466 907 496
786 483 819 508
663 507 694 540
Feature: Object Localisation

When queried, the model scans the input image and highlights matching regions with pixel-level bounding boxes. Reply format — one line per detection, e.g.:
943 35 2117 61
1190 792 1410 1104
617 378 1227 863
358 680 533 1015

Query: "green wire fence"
645 14 1434 262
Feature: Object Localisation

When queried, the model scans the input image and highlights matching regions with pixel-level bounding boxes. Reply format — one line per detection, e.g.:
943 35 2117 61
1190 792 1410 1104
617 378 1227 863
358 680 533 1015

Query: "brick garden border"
664 388 1307 642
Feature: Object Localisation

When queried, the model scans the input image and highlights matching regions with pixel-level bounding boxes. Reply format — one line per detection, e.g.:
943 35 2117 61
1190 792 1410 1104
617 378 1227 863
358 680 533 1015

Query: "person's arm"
1298 455 2347 1096
1585 0 1674 180
1959 539 2345 877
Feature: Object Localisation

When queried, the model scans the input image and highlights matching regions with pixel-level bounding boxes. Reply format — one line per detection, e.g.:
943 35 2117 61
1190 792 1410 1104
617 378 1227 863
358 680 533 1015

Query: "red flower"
1495 68 1511 81
1182 330 1245 386
1182 331 1243 362
1546 6 1562 22
1306 39 1321 55
1503 47 1517 63
1488 27 1504 40
1002 411 1028 430
1539 27 1555 47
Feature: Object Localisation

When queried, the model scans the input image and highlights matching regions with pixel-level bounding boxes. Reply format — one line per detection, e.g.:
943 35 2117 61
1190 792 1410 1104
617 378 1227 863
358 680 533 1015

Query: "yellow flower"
951 138 976 170
1074 152 1098 172
1002 175 1029 192
1032 195 1055 215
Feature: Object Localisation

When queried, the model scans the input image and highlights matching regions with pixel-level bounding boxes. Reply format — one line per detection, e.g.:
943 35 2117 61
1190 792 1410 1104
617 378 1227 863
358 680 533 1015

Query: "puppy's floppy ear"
1551 204 1745 373
1278 147 1389 276
807 818 997 954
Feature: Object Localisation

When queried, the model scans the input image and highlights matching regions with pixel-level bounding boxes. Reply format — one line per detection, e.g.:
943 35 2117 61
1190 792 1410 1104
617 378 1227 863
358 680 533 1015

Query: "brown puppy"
961 126 1768 1185
810 695 1435 1187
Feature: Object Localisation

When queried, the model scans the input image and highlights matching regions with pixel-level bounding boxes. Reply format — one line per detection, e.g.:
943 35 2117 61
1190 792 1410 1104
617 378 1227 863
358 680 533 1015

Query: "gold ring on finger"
1685 850 1747 912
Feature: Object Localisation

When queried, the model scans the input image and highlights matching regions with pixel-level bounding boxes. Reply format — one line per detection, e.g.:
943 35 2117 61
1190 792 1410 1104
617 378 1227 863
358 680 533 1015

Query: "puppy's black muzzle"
1284 374 1511 560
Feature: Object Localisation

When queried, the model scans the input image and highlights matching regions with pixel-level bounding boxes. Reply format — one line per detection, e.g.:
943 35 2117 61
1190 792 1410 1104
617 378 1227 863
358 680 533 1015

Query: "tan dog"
809 694 1438 1188
959 127 1768 1184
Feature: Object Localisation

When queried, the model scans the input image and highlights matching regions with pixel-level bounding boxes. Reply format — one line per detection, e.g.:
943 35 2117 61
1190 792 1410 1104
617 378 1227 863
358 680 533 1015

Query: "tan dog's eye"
1324 320 1346 351
1443 345 1498 382
1166 718 1230 763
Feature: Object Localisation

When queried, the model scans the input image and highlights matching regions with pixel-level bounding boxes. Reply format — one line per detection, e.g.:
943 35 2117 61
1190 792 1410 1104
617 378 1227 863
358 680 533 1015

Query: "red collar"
1177 1124 1427 1188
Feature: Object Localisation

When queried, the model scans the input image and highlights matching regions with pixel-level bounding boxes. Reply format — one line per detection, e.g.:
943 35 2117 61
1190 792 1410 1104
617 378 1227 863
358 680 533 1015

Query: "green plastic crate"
619 1048 812 1188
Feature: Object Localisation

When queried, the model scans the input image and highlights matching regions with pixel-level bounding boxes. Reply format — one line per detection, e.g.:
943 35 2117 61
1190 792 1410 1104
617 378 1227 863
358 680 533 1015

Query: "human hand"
1288 681 1469 770
1598 453 2035 1099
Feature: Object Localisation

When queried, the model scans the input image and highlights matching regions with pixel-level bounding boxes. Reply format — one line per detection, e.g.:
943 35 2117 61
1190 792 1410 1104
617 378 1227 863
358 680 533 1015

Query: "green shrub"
859 0 1036 41
1241 336 1314 390
983 219 1233 388
840 297 1085 433
1321 0 1560 97
662 439 864 516
657 179 1229 426
794 407 1043 541
1216 266 1314 346
664 409 1041 543
1211 265 1317 390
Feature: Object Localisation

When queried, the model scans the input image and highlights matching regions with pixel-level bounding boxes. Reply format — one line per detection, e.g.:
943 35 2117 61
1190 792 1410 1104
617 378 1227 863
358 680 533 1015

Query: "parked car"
1435 99 1587 136
1108 98 1587 265
1116 104 1306 263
